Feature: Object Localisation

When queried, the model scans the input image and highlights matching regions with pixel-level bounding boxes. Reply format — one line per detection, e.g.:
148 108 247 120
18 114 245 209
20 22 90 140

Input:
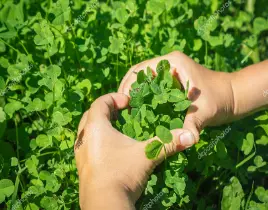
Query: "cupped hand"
74 93 190 209
119 51 235 144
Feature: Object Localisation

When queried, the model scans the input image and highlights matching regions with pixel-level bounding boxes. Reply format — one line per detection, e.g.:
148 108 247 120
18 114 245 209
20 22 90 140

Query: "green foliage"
145 140 163 160
0 0 267 209
114 60 191 208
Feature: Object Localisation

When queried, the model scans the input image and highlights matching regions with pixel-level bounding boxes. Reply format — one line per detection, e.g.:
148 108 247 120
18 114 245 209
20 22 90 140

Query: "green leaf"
0 31 17 39
156 125 173 143
141 83 151 97
241 133 254 156
174 100 191 112
154 93 169 105
147 0 165 16
40 196 58 210
109 36 125 54
4 101 22 117
129 83 151 108
208 35 224 47
255 114 268 121
0 108 6 123
0 77 6 92
0 179 14 198
11 157 18 166
247 165 256 172
193 39 202 51
173 177 187 196
156 60 170 74
26 98 46 112
255 187 268 203
75 79 92 95
0 42 6 52
170 118 183 130
36 134 52 148
216 141 228 159
150 82 162 95
25 203 39 210
221 177 245 210
52 0 71 25
129 94 143 108
0 192 4 204
25 156 39 177
45 174 61 193
168 89 185 102
146 67 153 81
160 115 171 124
133 121 142 137
145 140 163 159
52 109 72 126
39 171 51 181
33 20 54 45
115 8 129 24
253 17 268 34
146 110 157 124
38 65 61 90
137 70 146 84
254 156 266 168
256 136 268 146
122 123 135 138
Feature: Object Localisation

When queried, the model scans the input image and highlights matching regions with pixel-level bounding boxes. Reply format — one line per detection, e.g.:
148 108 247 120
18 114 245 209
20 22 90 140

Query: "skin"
75 51 268 209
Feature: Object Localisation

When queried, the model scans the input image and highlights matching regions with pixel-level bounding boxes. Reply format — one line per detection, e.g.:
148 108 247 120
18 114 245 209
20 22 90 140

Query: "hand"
119 51 235 143
74 93 190 209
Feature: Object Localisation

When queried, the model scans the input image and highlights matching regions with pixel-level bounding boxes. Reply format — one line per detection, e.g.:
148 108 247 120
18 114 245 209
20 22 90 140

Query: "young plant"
115 59 191 159
114 60 192 208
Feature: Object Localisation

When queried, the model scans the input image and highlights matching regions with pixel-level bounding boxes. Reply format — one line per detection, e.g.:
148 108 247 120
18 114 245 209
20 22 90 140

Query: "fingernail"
180 131 195 147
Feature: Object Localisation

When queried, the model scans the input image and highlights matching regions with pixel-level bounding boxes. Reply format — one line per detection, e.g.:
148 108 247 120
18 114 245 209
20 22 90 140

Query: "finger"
182 110 204 144
88 93 129 123
119 51 188 96
77 110 89 134
143 129 196 164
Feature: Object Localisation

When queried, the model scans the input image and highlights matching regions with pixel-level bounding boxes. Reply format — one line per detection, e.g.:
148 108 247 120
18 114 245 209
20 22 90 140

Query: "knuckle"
189 115 204 132
166 140 177 156
81 110 89 121
170 140 178 154
169 50 182 57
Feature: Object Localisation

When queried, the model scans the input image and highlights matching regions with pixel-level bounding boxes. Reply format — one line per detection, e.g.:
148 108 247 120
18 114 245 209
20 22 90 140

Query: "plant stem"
20 151 58 162
0 38 20 54
47 45 53 65
19 41 29 55
15 120 21 167
10 174 20 210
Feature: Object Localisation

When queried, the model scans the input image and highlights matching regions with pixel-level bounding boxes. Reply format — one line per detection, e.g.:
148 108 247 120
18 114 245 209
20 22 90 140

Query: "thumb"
143 129 196 164
182 113 203 145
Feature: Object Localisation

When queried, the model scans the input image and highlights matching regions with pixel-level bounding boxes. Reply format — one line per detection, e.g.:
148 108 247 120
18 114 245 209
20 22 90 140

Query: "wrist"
79 167 135 210
80 180 135 210
230 62 268 120
206 70 237 125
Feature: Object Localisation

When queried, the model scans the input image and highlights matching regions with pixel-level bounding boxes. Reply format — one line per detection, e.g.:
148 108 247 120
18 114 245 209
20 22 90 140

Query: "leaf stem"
0 38 21 54
19 40 30 55
47 45 53 65
15 119 21 167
